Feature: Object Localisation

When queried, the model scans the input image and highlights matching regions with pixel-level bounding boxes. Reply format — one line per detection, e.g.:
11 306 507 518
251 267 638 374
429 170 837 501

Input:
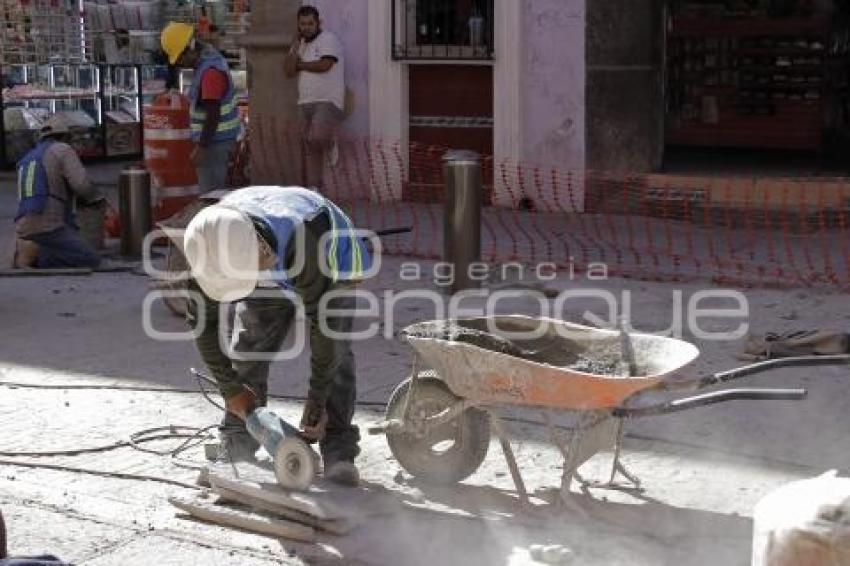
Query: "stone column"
242 0 303 185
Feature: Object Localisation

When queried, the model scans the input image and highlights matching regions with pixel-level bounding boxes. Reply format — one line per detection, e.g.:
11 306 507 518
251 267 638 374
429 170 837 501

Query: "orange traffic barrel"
143 92 200 221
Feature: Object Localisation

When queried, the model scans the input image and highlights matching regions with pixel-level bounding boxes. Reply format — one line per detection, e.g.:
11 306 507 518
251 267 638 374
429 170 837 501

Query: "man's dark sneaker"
323 459 359 487
208 433 260 463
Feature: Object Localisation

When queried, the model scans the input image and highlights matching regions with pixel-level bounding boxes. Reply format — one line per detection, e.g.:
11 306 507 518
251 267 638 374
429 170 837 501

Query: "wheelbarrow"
369 315 850 504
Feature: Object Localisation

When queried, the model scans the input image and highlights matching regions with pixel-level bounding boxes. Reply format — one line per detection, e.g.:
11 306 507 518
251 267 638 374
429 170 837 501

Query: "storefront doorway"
406 64 494 201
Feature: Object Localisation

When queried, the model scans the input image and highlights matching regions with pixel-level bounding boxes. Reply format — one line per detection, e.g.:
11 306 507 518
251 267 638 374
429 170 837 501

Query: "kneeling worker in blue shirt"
14 115 102 269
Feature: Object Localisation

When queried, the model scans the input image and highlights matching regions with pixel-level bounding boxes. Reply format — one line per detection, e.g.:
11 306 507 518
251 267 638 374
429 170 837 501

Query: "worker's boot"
211 429 261 463
209 387 261 463
13 238 39 268
323 458 359 487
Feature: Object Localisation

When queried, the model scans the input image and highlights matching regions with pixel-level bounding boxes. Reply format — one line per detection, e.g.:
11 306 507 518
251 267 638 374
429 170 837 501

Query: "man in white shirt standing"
284 5 345 190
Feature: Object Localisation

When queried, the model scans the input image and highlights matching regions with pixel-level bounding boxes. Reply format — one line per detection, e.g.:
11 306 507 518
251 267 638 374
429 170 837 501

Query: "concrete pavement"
1 163 849 564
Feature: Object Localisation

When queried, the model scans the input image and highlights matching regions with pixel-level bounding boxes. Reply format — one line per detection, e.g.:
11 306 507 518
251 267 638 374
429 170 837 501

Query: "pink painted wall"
521 0 585 171
309 0 371 136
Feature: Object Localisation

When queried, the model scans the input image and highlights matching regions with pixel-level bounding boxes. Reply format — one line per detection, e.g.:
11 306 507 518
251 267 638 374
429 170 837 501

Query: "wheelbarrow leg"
610 421 641 488
541 411 613 487
551 410 642 498
579 419 642 492
490 415 529 506
541 410 585 487
558 411 618 494
539 410 593 517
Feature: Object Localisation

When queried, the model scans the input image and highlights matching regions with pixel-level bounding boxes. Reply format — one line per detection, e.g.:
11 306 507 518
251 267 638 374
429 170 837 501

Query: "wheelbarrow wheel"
386 375 490 485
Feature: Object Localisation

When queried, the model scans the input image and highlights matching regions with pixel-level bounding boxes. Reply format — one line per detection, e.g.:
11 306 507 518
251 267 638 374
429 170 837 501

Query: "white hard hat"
38 114 72 140
183 205 260 302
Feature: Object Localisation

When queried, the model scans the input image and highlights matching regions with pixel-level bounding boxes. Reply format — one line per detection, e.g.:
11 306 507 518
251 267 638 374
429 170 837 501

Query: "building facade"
310 0 589 206
247 0 668 208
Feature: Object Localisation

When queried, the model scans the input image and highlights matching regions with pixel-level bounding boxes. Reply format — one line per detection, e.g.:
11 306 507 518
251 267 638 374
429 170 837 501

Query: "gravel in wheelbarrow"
404 318 641 377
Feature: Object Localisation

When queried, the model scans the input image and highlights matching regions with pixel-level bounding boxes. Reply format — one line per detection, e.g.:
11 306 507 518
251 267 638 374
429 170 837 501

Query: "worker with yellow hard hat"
160 21 240 193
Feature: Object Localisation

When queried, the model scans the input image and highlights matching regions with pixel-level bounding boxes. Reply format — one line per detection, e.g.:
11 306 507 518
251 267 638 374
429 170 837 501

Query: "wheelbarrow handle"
373 226 413 238
699 354 850 388
613 388 807 418
360 227 412 251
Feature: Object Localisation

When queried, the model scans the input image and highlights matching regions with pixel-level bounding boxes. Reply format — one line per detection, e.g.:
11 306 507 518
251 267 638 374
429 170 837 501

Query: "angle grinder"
194 371 319 491
245 407 318 491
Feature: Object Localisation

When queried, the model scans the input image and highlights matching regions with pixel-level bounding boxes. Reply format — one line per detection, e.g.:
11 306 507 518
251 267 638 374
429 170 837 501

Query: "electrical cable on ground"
0 377 577 434
0 380 388 407
0 425 219 468
0 370 590 484
131 425 222 472
2 365 841 485
0 458 201 490
193 371 226 413
127 425 219 457
0 441 128 458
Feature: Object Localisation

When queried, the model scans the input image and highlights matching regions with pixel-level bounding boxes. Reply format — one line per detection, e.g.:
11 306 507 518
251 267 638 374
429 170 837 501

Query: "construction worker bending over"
160 21 239 192
14 115 102 269
182 186 371 486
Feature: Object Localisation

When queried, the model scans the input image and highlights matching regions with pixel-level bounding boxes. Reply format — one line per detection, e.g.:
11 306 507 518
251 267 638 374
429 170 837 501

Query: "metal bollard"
443 150 482 294
118 165 152 258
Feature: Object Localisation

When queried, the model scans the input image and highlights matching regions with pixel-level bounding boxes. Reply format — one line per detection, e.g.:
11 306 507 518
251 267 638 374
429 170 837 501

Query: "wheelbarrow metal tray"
402 316 700 411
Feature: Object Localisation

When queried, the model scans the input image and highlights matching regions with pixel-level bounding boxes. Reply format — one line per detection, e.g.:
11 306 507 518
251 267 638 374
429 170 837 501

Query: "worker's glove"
224 385 259 421
299 398 328 443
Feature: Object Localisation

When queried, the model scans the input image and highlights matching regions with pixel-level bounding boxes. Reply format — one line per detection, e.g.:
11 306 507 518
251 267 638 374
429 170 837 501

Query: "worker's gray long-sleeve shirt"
15 141 101 238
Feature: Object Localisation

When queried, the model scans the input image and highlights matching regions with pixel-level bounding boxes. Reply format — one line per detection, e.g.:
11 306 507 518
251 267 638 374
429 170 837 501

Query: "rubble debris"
406 320 642 376
212 485 353 535
169 494 316 542
207 473 345 520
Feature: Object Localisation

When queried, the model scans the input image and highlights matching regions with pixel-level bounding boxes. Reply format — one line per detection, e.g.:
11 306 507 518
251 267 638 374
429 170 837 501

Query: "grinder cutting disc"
273 437 317 491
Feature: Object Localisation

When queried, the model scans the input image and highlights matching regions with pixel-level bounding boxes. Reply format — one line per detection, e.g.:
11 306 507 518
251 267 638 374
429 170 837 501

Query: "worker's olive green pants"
187 281 360 463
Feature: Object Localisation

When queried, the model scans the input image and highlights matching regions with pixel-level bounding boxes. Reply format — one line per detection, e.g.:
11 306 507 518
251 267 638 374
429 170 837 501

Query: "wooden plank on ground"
207 472 346 521
169 494 316 543
212 486 354 535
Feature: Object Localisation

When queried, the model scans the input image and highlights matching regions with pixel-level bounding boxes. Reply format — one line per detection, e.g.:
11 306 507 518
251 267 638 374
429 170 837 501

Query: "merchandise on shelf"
3 107 45 131
83 0 249 68
83 0 163 64
0 0 85 64
3 85 97 100
2 107 44 163
142 78 167 95
665 3 830 150
0 63 162 165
